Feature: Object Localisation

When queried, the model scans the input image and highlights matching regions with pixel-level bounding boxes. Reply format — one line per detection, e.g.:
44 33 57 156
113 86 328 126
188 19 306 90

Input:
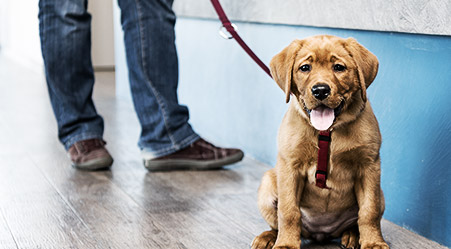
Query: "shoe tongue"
310 106 335 131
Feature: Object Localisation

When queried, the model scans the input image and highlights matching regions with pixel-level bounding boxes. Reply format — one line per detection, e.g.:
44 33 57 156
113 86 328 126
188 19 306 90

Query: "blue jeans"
38 0 199 158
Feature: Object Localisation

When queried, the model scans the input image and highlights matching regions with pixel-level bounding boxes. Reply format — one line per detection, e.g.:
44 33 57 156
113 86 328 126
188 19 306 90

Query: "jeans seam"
134 0 177 146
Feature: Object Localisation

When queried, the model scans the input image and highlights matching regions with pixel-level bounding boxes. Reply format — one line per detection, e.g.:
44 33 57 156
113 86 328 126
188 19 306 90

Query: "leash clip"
219 23 238 40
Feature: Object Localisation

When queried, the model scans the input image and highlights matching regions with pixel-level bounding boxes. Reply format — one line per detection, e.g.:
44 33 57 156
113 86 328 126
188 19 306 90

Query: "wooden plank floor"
0 56 447 249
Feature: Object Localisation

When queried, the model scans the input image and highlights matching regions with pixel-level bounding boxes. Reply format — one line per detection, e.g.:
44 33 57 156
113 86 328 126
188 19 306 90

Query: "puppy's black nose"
312 84 331 100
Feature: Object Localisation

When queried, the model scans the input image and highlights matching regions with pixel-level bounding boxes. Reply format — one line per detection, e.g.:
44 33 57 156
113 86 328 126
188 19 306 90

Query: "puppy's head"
270 35 378 131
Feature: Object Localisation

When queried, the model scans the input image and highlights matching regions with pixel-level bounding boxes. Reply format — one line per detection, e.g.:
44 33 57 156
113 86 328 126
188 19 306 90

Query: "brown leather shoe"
143 138 244 171
68 139 113 170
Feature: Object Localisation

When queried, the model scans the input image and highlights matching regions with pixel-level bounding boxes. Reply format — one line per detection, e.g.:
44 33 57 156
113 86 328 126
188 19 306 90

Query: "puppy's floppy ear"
270 40 303 103
344 38 379 102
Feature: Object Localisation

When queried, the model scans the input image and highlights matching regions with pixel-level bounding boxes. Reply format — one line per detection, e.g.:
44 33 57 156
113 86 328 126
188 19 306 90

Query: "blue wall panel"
172 18 451 246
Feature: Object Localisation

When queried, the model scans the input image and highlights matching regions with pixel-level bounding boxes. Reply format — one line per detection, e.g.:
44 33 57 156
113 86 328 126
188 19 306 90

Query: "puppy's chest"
305 160 355 189
290 136 361 186
302 148 358 191
298 145 359 209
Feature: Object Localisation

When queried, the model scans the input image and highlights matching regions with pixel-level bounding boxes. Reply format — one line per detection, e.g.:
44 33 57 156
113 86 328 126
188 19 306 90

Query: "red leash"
316 131 331 189
210 0 331 189
210 0 272 78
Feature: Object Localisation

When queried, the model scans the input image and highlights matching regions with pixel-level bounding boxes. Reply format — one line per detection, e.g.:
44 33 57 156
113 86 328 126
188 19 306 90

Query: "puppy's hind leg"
341 226 359 249
252 169 278 249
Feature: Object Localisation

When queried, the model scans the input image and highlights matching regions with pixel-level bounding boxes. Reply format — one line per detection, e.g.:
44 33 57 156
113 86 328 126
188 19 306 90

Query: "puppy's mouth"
304 101 344 131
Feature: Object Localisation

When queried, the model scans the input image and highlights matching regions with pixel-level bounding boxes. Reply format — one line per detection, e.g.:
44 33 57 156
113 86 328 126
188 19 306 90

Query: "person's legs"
117 0 199 157
117 0 244 170
39 0 103 148
39 0 112 169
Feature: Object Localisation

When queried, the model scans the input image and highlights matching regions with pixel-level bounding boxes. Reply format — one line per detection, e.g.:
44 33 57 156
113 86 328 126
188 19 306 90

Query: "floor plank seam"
24 152 105 248
26 152 92 230
0 207 20 249
107 177 194 248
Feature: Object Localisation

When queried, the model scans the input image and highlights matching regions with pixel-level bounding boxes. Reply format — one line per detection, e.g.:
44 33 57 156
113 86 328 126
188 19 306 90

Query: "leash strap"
210 0 272 78
316 131 331 189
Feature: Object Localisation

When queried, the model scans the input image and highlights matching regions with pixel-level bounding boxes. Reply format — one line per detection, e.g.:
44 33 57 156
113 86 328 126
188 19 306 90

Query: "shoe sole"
72 157 114 171
143 151 244 171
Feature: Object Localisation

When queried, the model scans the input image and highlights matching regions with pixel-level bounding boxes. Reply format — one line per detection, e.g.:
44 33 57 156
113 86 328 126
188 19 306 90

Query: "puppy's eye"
300 64 311 72
333 64 346 72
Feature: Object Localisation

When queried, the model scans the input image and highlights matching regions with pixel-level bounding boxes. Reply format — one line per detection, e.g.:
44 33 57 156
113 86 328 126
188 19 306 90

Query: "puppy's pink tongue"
310 107 335 131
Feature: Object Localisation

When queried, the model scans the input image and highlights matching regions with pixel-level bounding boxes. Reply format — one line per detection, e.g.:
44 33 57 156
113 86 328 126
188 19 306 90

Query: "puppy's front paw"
251 230 277 249
273 246 299 249
360 240 389 249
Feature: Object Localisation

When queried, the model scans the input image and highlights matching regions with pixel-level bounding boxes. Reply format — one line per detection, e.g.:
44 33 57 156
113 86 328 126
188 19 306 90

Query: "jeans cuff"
141 133 200 160
63 132 104 151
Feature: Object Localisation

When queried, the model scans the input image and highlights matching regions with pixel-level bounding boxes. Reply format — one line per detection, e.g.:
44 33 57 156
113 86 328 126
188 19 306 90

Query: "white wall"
89 0 115 69
0 0 43 71
0 0 115 71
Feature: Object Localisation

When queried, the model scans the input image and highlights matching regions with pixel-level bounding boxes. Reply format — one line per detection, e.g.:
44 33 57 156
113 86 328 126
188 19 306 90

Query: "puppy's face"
270 35 379 131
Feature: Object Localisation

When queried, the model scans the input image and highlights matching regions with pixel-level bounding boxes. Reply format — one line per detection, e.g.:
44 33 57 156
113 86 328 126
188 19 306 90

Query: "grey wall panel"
173 0 451 36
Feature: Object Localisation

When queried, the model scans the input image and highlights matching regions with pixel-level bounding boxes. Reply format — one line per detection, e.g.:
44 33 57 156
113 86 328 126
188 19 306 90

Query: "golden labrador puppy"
251 35 389 249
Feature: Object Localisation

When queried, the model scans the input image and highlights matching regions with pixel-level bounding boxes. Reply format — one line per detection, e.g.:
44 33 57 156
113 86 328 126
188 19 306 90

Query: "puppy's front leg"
355 161 389 249
273 158 304 249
